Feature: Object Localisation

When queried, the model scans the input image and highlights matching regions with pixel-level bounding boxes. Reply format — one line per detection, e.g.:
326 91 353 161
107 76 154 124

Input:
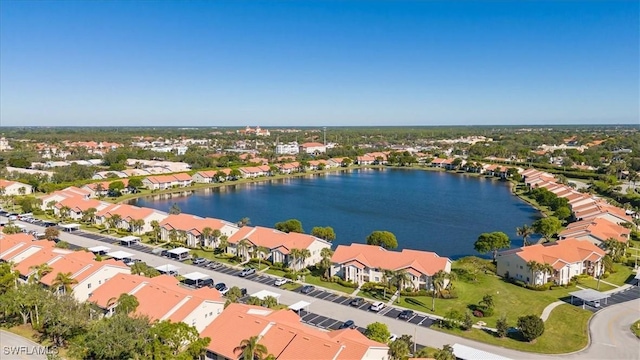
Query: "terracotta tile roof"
96 203 157 221
228 226 320 253
331 244 451 276
511 238 605 266
160 214 236 235
560 218 630 243
200 304 387 360
55 197 106 212
88 273 222 322
300 142 325 148
84 179 129 191
145 173 192 184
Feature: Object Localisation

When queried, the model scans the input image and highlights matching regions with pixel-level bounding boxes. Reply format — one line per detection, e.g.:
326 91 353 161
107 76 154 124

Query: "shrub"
517 315 545 342
462 311 474 330
496 316 509 338
271 262 286 270
284 272 298 280
602 271 610 279
400 289 429 297
336 278 358 289
473 310 484 318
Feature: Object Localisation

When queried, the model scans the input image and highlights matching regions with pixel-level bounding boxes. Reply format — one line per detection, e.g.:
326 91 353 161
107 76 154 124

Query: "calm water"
132 169 540 259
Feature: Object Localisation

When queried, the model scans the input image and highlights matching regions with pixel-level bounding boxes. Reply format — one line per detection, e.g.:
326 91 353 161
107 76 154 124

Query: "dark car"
214 283 227 291
300 285 315 294
349 297 365 307
398 309 414 320
339 320 355 329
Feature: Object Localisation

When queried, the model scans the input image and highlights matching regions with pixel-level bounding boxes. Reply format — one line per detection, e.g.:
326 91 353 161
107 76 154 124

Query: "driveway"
0 330 49 360
9 218 639 359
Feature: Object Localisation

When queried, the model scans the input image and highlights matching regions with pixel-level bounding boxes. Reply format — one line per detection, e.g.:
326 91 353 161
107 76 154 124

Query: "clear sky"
1 1 638 127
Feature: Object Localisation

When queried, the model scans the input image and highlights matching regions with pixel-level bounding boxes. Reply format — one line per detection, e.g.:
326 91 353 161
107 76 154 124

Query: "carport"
107 250 135 261
569 289 610 309
119 236 140 247
452 343 513 360
288 300 310 312
634 272 640 286
182 271 211 287
251 289 281 304
59 223 80 232
167 247 190 260
156 264 180 276
88 246 111 255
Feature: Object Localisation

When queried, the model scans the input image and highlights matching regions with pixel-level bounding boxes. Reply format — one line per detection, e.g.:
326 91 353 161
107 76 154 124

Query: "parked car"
370 302 385 312
339 320 355 329
389 334 398 342
214 283 227 291
398 309 414 320
219 287 230 295
349 297 365 307
300 285 315 294
239 268 256 277
207 261 221 269
274 278 288 286
192 257 208 265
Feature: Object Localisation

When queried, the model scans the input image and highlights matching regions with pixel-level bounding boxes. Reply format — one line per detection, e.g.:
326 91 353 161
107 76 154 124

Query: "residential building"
88 273 224 332
299 142 327 155
496 238 605 286
142 173 193 190
54 197 109 220
82 179 130 198
0 179 33 196
559 217 630 246
227 226 331 268
95 204 168 233
200 303 389 360
160 214 240 248
275 142 299 155
193 169 231 183
330 244 452 290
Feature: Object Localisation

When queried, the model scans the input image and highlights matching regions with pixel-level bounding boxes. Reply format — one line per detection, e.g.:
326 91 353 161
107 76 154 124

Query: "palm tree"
255 246 270 269
201 227 213 248
516 224 534 247
233 336 268 360
131 218 145 234
95 183 105 198
540 263 554 284
168 229 178 243
431 270 456 311
526 260 543 285
288 248 301 271
320 248 334 279
218 235 229 252
29 263 52 283
107 214 122 233
59 205 71 221
237 238 251 262
150 220 161 244
82 207 97 224
297 248 311 271
52 272 78 294
391 270 411 303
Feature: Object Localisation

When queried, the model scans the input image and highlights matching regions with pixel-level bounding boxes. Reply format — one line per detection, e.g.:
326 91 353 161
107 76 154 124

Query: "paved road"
9 219 640 359
567 298 640 360
0 330 48 360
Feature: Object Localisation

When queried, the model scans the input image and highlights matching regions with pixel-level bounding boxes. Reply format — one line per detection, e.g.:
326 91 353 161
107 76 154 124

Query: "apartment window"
87 283 92 289
98 280 102 285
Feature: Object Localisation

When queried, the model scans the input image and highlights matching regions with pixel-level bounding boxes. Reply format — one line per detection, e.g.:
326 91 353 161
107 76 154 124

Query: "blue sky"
1 1 638 126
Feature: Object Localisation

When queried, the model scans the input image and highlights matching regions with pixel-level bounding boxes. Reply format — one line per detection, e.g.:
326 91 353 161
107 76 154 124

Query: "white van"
586 300 600 308
370 301 385 312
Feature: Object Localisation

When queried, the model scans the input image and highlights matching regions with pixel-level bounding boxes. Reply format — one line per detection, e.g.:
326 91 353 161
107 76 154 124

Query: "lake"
131 168 541 259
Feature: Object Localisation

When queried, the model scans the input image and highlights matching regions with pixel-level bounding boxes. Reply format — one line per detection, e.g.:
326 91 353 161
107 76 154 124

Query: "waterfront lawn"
438 305 590 354
383 258 577 328
606 263 636 286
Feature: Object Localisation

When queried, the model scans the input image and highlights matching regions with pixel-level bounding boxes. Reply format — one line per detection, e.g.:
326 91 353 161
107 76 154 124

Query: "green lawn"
303 274 358 295
606 263 636 286
577 277 617 292
264 268 289 277
438 305 591 354
631 320 640 339
359 288 393 302
360 258 578 328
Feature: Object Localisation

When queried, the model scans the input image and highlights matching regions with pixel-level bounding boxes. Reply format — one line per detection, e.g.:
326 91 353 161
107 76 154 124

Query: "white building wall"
182 301 225 332
362 347 390 360
303 238 332 267
73 265 131 302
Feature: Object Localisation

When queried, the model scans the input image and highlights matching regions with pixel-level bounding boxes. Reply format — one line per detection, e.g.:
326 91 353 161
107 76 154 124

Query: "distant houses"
159 214 240 248
0 179 33 196
142 173 192 190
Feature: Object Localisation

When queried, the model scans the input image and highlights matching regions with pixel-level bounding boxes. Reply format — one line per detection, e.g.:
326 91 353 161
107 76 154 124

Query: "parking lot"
577 285 640 312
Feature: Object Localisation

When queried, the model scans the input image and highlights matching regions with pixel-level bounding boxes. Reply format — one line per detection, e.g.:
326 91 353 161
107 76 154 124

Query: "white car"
274 278 288 286
388 334 398 342
370 302 385 312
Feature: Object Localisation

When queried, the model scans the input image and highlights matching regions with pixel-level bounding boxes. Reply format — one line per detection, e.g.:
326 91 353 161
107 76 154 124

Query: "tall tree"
29 263 53 283
473 231 511 262
52 272 78 294
366 231 398 249
255 246 270 268
201 227 213 247
44 227 60 241
150 220 161 244
516 224 534 247
434 344 456 360
274 219 304 233
364 322 391 343
116 293 139 314
517 315 545 342
311 226 336 241
319 247 334 279
233 336 268 360
391 270 411 303
237 238 251 262
388 339 410 360
532 217 563 242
